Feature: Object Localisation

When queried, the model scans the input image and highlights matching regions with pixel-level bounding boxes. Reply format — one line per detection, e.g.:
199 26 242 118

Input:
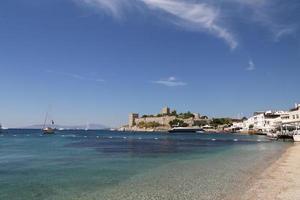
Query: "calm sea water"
0 129 290 200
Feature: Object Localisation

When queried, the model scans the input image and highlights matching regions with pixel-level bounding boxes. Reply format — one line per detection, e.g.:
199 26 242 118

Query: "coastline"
242 143 300 200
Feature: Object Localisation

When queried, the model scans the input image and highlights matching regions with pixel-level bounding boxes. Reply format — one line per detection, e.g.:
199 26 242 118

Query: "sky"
0 0 300 128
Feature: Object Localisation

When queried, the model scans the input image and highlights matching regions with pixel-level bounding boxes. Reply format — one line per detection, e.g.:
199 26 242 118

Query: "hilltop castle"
125 107 208 132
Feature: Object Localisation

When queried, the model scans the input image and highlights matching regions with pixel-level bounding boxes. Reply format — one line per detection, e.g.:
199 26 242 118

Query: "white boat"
43 127 55 134
168 127 204 133
293 135 300 142
293 130 300 142
266 132 278 139
196 130 205 133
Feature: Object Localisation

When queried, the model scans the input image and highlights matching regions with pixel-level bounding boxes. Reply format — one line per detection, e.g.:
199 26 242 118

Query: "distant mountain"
22 123 108 130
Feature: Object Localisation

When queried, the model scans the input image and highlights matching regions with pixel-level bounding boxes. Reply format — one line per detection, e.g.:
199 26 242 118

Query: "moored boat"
168 127 204 133
293 135 300 142
293 130 300 142
266 132 278 139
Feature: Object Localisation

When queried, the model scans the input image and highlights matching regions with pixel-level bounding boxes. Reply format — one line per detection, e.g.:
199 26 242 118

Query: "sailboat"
42 110 56 134
0 123 2 133
85 122 89 131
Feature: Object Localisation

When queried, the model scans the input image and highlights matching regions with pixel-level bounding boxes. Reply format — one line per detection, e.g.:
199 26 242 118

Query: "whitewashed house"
242 111 286 133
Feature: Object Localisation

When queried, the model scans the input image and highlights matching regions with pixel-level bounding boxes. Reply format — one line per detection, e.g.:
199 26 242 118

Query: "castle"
127 107 208 131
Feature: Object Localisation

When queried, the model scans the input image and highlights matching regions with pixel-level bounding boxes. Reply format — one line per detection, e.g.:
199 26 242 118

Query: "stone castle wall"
135 116 176 127
134 116 195 127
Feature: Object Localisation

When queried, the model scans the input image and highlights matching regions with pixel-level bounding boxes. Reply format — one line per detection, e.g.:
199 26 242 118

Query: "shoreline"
241 142 300 200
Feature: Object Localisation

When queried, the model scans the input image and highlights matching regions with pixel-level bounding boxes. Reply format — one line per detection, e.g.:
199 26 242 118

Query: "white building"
231 121 244 130
282 103 300 124
242 111 286 133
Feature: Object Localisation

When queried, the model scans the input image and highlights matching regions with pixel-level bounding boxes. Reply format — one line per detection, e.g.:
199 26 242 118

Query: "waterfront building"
281 103 300 124
230 121 244 131
242 111 286 133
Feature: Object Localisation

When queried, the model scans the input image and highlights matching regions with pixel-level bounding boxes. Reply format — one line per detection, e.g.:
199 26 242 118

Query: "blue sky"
0 0 299 128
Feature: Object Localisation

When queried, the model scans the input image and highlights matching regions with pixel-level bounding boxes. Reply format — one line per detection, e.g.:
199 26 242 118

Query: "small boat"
293 130 300 142
196 130 205 134
266 132 278 139
168 127 204 133
85 122 89 131
43 127 55 134
42 108 56 134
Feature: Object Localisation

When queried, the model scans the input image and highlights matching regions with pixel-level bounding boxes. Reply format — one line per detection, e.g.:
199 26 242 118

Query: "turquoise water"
0 130 290 200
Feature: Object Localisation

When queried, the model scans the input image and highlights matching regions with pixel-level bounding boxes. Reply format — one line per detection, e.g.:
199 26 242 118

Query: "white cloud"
274 27 295 42
46 69 105 83
246 59 255 71
142 0 237 49
76 0 298 47
153 76 187 87
77 0 238 49
78 0 131 18
229 0 297 41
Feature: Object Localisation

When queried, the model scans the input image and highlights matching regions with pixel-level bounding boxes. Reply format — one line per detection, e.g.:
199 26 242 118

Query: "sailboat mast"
43 111 49 130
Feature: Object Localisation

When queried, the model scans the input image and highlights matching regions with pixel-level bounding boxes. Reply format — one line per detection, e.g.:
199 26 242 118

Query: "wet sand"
242 143 300 200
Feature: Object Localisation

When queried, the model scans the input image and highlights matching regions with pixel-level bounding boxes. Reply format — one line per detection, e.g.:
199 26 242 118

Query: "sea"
0 129 291 200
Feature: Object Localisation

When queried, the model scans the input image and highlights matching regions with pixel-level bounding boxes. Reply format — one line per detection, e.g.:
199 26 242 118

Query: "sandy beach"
242 143 300 200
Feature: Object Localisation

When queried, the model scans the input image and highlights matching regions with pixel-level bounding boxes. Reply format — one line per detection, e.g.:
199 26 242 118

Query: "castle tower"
161 107 170 115
129 113 139 127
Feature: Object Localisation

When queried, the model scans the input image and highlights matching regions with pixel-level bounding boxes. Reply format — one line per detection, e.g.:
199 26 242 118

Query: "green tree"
138 121 161 128
210 118 233 128
177 111 194 119
193 120 208 127
169 119 189 127
170 110 177 116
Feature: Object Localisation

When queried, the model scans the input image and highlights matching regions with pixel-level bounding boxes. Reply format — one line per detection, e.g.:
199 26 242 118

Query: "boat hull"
293 135 300 142
43 128 55 134
266 132 278 139
168 128 204 133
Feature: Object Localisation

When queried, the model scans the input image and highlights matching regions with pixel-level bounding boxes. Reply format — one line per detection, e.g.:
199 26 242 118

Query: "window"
297 114 299 119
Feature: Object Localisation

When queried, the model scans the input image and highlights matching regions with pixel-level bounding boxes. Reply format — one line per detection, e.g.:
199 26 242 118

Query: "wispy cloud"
229 0 297 42
246 59 255 71
76 0 298 47
153 76 187 87
46 69 105 83
141 0 238 49
274 27 296 42
78 0 132 18
76 0 238 49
